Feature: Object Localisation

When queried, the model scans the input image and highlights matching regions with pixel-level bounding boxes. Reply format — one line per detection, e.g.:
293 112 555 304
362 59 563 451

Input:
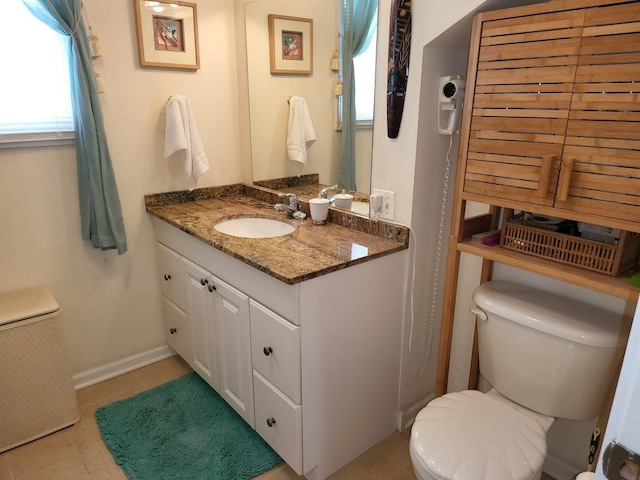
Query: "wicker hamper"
501 215 640 276
0 287 79 453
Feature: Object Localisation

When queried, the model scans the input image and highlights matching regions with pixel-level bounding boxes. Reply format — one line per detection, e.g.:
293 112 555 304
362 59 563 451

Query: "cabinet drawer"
250 300 301 404
156 242 186 309
161 297 190 364
253 371 302 475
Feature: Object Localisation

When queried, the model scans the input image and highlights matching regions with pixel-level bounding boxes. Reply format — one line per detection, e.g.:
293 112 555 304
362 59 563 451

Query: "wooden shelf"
437 0 640 401
458 238 640 301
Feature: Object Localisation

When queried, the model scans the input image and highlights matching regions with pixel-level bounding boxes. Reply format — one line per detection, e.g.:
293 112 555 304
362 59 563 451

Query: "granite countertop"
145 184 409 285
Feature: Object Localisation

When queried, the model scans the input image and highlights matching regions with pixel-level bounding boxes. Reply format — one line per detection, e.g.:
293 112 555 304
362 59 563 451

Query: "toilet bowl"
409 281 624 480
410 390 553 480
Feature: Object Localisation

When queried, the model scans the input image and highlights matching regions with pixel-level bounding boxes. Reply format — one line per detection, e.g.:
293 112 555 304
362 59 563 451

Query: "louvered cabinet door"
462 9 585 208
558 3 640 231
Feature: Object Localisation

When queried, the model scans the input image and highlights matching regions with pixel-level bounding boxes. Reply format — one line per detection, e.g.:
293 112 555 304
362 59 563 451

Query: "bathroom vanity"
146 185 408 480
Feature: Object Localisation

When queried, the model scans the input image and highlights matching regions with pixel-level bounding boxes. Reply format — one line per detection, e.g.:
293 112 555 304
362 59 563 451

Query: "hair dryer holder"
438 75 465 135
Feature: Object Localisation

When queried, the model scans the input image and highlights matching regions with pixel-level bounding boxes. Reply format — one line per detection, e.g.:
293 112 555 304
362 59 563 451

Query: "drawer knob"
169 328 177 335
200 278 208 286
266 417 276 427
263 346 273 356
208 284 217 292
164 274 171 281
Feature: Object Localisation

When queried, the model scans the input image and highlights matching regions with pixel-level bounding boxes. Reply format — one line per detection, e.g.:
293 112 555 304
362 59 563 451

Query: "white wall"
396 45 469 420
372 1 486 417
375 0 513 415
0 0 243 375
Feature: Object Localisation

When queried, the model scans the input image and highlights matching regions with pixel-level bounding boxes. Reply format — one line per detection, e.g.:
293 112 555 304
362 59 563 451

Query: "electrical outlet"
372 189 395 220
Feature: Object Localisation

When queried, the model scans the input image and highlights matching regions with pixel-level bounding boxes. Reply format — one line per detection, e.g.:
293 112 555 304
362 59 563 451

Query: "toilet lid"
411 390 547 480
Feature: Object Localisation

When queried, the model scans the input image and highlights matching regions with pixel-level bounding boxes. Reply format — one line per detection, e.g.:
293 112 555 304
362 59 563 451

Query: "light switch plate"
372 189 395 220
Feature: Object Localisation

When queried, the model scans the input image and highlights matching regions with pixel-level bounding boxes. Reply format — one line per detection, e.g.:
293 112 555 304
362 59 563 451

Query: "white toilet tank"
473 281 625 421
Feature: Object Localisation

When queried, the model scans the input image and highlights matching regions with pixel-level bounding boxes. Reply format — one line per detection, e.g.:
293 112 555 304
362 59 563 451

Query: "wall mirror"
243 0 376 215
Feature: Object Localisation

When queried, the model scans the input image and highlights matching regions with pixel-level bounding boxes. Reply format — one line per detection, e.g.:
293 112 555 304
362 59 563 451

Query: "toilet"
410 280 624 480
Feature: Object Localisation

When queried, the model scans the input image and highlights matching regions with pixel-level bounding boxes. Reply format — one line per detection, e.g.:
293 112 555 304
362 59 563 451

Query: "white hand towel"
287 96 316 165
164 95 209 191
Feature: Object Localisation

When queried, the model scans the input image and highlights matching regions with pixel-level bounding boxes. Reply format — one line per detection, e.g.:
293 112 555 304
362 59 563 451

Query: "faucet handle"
319 184 338 199
278 192 299 209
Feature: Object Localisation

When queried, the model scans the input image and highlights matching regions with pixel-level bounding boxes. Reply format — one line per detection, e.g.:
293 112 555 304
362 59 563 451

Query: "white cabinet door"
211 275 254 427
182 258 219 391
181 257 253 426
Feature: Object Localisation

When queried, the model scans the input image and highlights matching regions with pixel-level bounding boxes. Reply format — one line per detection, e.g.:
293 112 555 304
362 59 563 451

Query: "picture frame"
268 14 313 75
133 0 200 70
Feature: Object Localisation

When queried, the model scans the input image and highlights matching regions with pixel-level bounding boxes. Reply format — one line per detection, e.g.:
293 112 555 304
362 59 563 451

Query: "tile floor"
0 356 557 480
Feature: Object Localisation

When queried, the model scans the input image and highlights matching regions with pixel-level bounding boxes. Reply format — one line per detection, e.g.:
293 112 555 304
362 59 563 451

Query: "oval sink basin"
214 217 296 238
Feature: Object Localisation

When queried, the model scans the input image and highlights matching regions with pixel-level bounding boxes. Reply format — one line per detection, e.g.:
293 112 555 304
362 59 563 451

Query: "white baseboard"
543 454 582 480
73 345 176 390
397 393 436 431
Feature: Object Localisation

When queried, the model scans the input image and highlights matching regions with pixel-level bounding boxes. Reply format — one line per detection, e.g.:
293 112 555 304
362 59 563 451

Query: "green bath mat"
96 372 281 480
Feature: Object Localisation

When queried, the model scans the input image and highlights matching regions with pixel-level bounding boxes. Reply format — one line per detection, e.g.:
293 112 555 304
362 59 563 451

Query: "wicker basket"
501 217 640 276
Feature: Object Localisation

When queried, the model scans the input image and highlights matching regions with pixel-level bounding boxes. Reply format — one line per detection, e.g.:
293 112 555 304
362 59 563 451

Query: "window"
1 0 74 147
337 22 377 130
353 31 377 125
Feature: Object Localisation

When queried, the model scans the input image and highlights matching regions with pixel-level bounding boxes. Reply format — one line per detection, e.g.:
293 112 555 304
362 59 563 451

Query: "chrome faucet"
274 193 307 220
319 184 338 204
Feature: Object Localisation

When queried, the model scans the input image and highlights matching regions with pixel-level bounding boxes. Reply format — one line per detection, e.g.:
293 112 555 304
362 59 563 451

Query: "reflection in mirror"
243 0 376 215
338 0 378 191
254 174 371 215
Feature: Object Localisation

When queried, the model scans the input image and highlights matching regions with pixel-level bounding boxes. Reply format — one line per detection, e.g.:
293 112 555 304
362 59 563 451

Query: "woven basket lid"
0 287 58 326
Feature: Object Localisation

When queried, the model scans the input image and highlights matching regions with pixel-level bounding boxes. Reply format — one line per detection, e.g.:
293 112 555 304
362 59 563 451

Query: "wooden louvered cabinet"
461 0 640 232
463 8 582 209
436 0 640 398
558 2 640 227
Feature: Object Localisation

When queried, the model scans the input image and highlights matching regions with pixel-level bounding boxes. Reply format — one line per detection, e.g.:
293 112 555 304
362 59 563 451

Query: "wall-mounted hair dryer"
437 75 466 134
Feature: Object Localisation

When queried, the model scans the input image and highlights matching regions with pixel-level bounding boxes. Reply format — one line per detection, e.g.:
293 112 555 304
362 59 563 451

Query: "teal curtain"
24 0 128 254
339 0 378 191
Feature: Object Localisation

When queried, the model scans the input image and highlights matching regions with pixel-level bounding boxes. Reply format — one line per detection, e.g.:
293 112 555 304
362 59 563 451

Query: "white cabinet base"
152 219 405 480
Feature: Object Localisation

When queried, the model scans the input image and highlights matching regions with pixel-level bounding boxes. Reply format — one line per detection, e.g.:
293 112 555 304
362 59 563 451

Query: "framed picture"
133 0 200 70
268 14 313 75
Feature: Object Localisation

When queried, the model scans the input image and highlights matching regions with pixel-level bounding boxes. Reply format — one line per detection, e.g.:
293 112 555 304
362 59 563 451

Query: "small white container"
309 197 330 225
334 190 353 210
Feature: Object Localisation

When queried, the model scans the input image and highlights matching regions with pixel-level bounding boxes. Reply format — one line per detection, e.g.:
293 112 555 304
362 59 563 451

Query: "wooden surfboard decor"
387 0 411 138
